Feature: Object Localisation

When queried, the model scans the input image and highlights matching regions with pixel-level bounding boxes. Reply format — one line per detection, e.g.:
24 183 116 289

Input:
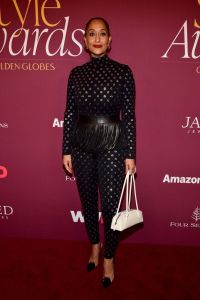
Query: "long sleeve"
121 65 136 159
62 69 78 155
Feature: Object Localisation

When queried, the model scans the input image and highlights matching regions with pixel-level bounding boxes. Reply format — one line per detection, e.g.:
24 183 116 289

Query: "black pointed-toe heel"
102 257 114 287
102 276 113 288
87 262 97 272
87 242 103 272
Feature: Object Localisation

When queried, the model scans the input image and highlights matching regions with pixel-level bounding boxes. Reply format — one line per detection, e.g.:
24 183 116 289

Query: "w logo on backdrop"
191 207 200 222
70 211 104 224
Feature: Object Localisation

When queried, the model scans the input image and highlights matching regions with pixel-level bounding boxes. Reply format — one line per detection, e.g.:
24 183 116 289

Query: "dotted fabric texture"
71 147 126 258
62 54 136 258
62 54 136 159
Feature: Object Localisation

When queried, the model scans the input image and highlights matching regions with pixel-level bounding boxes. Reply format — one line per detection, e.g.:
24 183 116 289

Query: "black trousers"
71 146 126 259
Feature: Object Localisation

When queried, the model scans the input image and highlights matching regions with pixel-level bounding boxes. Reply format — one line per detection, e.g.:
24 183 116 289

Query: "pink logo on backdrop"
191 207 200 222
0 166 8 179
182 116 200 134
170 207 200 229
163 174 200 184
0 205 14 220
52 118 63 128
0 123 8 128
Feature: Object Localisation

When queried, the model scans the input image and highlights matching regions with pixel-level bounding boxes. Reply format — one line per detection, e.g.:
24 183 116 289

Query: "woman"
62 17 136 288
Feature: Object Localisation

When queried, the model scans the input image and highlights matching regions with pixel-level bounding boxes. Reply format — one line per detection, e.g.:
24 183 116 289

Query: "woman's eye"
101 32 107 36
89 32 95 37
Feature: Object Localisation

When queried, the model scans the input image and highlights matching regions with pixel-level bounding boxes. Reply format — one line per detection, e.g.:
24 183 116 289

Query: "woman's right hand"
63 155 73 174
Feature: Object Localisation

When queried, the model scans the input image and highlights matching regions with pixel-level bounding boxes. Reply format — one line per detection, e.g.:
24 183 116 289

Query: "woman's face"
84 19 112 57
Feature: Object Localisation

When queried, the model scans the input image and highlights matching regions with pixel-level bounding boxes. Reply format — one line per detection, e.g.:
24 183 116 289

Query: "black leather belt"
78 114 120 124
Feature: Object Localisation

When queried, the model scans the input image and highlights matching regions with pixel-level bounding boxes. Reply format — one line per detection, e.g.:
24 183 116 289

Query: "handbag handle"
115 171 129 214
127 171 139 212
115 170 139 214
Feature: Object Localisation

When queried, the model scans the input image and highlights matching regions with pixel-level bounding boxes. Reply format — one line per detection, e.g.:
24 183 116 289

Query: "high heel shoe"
87 262 97 272
87 242 103 272
102 257 114 288
102 276 113 288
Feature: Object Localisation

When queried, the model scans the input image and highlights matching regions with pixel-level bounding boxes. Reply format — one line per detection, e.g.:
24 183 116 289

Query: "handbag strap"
127 172 139 211
115 170 139 214
115 171 129 214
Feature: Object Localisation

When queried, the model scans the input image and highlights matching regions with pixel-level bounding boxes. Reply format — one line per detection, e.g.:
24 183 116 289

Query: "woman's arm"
121 65 136 160
62 69 78 174
62 68 78 156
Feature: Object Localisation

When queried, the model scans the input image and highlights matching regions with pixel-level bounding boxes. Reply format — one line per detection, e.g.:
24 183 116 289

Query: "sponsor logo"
170 207 200 229
66 176 76 181
163 174 200 184
0 122 8 128
0 166 8 179
0 1 84 72
161 20 200 60
182 116 200 134
0 205 14 220
161 0 200 74
0 62 55 71
0 1 84 58
53 118 64 128
191 207 200 222
70 210 104 224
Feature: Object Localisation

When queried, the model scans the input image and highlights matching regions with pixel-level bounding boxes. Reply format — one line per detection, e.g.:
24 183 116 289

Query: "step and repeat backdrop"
1 0 200 245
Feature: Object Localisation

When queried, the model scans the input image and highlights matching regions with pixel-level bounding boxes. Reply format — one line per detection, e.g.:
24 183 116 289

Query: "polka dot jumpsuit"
62 54 136 259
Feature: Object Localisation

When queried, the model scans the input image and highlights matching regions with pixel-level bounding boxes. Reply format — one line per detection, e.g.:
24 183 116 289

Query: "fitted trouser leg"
97 148 126 259
72 147 126 257
71 148 100 244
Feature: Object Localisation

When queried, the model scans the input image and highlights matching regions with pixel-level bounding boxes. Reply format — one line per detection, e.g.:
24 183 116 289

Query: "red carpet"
0 238 199 300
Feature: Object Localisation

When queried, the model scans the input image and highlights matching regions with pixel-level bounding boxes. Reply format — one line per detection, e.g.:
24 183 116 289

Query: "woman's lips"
93 44 103 48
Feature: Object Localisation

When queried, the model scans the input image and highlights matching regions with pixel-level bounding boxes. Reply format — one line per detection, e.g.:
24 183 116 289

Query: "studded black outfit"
62 54 136 258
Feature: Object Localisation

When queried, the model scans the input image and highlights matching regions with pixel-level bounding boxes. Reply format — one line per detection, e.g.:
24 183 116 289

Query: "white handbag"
111 170 143 231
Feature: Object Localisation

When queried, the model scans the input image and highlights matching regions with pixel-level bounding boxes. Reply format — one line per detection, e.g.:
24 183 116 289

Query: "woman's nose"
95 33 100 42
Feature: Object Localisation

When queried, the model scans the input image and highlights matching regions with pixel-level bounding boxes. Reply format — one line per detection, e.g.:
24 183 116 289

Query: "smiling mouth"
93 45 103 48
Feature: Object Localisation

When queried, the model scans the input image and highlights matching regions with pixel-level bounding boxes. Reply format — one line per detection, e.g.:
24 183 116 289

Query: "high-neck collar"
90 54 109 64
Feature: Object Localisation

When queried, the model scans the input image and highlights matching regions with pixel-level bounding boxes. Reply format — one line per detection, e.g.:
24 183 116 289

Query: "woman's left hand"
125 159 136 174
